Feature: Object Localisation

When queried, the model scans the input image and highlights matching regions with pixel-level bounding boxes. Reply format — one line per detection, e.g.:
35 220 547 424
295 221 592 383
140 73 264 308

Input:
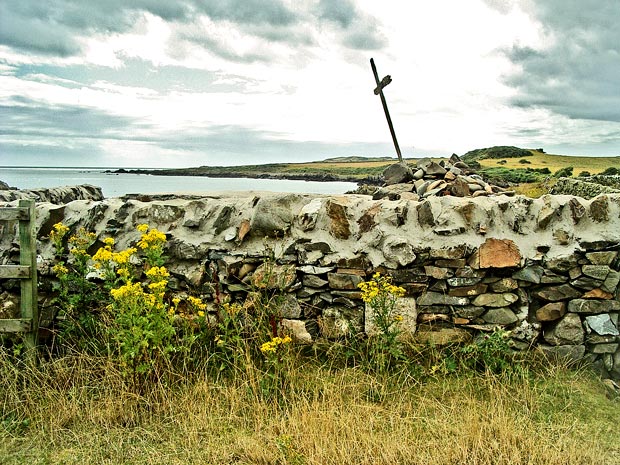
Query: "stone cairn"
371 154 514 201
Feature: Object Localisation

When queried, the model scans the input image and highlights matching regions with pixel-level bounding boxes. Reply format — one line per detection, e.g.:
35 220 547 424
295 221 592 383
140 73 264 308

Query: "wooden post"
20 199 38 352
370 58 403 162
0 199 38 359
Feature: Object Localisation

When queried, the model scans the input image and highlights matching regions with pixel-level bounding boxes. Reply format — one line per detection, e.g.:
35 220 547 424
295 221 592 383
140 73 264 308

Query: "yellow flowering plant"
50 224 106 351
357 272 407 371
136 224 167 266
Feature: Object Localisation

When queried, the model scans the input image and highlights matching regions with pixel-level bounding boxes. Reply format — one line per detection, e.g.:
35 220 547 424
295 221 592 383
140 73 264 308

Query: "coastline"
107 167 384 186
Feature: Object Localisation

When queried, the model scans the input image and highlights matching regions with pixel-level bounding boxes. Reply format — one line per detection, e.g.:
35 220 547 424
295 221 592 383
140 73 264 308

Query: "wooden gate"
0 199 38 352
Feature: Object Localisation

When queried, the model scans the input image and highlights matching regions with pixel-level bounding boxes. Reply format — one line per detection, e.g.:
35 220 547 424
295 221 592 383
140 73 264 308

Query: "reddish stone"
469 238 521 269
582 288 614 300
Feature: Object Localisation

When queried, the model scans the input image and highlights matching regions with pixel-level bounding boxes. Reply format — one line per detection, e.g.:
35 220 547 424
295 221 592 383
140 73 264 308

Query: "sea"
0 167 359 198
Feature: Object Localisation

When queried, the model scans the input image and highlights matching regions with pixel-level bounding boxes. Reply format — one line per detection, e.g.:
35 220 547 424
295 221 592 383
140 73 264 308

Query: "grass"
2 348 619 465
478 150 620 176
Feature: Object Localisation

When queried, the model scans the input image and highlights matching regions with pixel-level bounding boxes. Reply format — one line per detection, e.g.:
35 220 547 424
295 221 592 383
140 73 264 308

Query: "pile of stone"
372 154 515 201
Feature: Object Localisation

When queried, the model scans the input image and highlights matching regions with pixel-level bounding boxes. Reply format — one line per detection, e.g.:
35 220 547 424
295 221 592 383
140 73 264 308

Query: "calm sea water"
0 167 358 198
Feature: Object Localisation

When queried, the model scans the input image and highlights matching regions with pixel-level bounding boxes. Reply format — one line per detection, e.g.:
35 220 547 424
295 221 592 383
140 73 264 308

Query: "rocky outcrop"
2 191 620 378
0 185 104 204
370 154 515 201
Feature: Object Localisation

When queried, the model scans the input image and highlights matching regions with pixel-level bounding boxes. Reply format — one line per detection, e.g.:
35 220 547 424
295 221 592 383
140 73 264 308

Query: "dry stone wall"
2 191 620 378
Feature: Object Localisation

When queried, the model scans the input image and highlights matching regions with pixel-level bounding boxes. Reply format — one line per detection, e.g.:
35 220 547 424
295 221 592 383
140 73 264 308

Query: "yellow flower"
136 224 149 233
145 266 170 279
52 263 68 275
260 335 292 354
103 237 115 247
187 296 207 311
197 310 205 317
172 297 181 306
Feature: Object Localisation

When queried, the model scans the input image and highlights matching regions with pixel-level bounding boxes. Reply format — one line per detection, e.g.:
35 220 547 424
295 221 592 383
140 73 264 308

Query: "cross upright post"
370 58 403 163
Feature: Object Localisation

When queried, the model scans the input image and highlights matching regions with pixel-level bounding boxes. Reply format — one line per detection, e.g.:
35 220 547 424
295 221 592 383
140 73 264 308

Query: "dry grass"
2 350 619 465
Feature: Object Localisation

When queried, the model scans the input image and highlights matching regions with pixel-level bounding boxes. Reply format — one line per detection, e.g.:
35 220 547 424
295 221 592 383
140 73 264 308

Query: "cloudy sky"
1 0 619 167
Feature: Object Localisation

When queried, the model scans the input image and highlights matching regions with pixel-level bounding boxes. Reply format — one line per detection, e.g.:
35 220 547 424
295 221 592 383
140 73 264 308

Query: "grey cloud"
196 0 297 26
502 0 620 122
0 96 146 141
317 0 357 27
1 0 385 60
316 0 386 51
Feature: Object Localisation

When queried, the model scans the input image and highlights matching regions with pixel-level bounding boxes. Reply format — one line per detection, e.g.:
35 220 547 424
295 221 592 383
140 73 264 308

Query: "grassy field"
477 150 620 176
2 350 619 465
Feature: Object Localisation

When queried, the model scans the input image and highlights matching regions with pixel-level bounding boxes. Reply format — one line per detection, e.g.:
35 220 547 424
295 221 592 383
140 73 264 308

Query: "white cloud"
0 0 618 167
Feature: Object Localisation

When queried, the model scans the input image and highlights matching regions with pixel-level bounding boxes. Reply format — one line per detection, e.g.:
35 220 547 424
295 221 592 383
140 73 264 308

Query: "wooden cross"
370 58 403 162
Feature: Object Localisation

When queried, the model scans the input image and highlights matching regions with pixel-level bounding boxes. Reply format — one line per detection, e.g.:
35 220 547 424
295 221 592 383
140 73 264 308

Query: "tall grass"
2 347 619 465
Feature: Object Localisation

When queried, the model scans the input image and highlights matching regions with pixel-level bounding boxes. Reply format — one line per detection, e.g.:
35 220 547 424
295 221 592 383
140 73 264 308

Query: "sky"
0 0 619 168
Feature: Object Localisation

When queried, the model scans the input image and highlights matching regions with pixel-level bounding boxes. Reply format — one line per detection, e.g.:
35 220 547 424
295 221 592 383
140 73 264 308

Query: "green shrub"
553 166 573 178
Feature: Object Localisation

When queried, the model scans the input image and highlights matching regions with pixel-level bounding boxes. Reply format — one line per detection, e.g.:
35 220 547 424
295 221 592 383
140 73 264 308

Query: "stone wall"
1 191 620 378
551 177 620 199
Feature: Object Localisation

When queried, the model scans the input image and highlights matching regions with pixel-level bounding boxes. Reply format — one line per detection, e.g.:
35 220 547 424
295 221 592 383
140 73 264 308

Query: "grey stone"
327 272 364 290
416 200 434 226
296 265 334 275
455 305 486 319
302 275 328 288
571 276 604 290
586 251 618 266
538 344 586 362
482 307 519 325
372 184 415 200
589 196 609 222
512 265 544 284
429 280 448 292
382 237 416 267
424 266 453 279
540 273 569 284
430 246 471 260
250 197 294 237
545 256 579 273
585 314 619 336
281 319 312 344
490 278 519 292
586 334 618 344
320 306 363 338
568 299 620 314
588 343 619 354
602 270 620 293
383 162 413 185
390 268 428 283
280 294 302 319
447 277 483 287
413 169 425 180
472 293 519 308
448 283 488 297
511 320 541 343
582 265 610 281
536 302 566 322
298 198 323 231
533 285 581 301
568 198 586 223
435 259 466 268
543 313 584 345
415 180 431 197
424 162 447 176
417 292 469 306
297 288 322 299
365 296 417 339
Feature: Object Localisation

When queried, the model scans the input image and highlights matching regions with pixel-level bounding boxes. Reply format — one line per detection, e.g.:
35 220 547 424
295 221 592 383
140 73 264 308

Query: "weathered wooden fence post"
0 199 39 357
